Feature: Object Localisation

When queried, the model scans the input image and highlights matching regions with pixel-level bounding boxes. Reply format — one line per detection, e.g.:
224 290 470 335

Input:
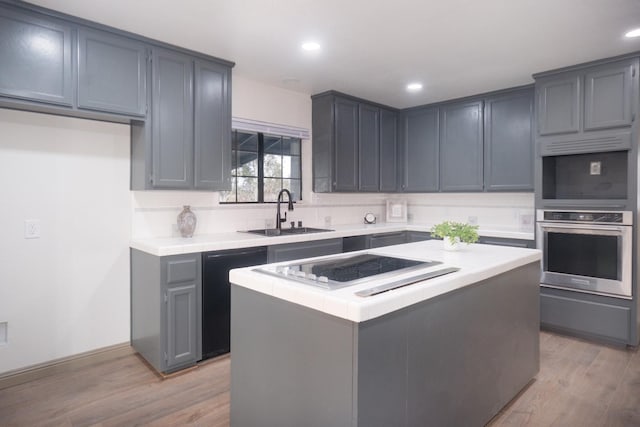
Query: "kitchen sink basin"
244 227 334 236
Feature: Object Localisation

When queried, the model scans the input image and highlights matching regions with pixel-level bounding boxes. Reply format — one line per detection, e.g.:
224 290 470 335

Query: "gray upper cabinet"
484 88 534 191
0 6 73 106
77 27 147 116
536 74 581 136
584 60 634 131
194 59 231 191
312 91 397 193
536 57 637 141
131 48 232 191
379 109 398 192
334 97 359 191
151 48 194 189
439 100 483 191
400 107 439 192
358 104 380 192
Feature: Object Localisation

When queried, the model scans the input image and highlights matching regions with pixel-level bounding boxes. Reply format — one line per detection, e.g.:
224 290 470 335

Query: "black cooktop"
300 254 441 283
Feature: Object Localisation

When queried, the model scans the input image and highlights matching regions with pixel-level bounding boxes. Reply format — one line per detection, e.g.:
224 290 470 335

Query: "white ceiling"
30 0 640 108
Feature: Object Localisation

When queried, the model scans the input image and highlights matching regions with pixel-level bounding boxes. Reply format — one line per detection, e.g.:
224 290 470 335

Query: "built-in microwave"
536 210 632 299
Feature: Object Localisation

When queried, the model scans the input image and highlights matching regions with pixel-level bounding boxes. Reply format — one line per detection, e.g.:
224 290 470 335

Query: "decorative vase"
443 237 461 251
177 205 197 238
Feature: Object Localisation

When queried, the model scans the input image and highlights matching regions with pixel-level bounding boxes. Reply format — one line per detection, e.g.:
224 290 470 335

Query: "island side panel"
405 261 540 426
230 285 357 427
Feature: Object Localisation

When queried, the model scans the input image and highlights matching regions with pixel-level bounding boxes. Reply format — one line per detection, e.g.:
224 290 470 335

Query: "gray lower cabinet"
540 289 631 345
131 49 231 191
367 232 406 248
400 107 439 192
77 27 147 117
439 100 484 191
267 238 343 263
0 5 73 106
405 231 431 242
131 249 202 373
484 88 534 191
231 262 540 426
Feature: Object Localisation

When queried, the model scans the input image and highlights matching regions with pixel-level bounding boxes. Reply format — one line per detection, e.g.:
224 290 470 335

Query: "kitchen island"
229 240 541 427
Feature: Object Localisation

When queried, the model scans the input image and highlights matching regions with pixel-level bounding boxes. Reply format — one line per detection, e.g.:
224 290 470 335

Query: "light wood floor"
1 331 638 426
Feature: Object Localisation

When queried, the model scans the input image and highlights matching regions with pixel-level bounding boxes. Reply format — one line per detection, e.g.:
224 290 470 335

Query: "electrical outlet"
590 161 601 175
324 216 332 227
24 219 41 239
467 216 478 225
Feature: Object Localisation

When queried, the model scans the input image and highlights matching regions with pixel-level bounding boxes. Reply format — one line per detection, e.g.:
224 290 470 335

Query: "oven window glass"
546 232 618 280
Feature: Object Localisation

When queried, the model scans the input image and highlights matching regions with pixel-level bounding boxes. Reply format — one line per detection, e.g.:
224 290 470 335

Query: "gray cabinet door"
440 100 484 191
77 27 147 116
367 232 406 248
267 238 343 263
0 7 72 106
379 109 398 192
194 59 231 191
166 283 198 368
358 104 380 191
584 59 635 131
537 74 581 136
484 88 534 191
401 108 439 192
334 98 359 191
151 48 194 189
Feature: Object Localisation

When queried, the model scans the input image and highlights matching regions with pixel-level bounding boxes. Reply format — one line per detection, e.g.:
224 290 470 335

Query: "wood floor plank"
0 333 638 427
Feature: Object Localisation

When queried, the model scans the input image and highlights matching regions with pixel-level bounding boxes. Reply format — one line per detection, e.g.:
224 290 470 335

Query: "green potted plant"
430 221 479 251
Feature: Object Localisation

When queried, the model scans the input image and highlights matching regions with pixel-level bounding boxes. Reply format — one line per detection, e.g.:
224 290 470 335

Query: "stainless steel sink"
244 227 334 237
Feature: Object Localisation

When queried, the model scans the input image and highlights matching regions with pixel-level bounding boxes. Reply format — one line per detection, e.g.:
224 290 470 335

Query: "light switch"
590 161 601 175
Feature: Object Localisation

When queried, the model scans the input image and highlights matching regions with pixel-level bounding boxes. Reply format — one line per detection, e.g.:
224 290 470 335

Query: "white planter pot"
443 237 461 251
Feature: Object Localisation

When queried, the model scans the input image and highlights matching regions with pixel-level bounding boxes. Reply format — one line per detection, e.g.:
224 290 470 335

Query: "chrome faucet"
276 189 294 231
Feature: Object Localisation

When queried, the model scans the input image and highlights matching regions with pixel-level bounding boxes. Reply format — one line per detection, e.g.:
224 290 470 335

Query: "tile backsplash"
132 191 535 239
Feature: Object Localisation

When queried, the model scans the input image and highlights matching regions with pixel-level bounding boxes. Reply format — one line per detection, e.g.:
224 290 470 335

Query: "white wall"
0 109 131 375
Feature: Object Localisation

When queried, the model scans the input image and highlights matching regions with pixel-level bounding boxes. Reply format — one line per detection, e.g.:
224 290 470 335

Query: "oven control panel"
542 211 625 223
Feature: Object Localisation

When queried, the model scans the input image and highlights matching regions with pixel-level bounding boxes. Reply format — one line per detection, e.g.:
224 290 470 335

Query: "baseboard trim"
0 342 134 390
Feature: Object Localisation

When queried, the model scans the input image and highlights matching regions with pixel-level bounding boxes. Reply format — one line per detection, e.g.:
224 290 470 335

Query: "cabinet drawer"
540 293 630 342
166 256 199 284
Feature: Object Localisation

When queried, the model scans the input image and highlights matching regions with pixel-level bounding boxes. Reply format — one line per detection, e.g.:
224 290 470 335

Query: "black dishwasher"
202 246 268 360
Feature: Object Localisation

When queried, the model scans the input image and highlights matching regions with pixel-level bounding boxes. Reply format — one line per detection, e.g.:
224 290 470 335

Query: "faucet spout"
276 189 294 231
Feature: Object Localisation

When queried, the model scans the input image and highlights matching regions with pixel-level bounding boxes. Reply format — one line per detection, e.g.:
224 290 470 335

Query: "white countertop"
229 240 541 323
130 222 534 256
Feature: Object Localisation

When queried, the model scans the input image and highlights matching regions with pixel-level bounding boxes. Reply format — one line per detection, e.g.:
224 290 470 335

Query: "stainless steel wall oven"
536 210 632 298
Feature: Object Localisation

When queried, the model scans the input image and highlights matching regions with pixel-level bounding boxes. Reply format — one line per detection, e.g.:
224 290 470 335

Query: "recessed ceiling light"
625 28 640 38
406 83 423 92
301 42 321 51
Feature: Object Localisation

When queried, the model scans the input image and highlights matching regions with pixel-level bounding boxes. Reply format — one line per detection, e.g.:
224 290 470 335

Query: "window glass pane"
219 179 237 203
264 154 282 178
282 155 301 179
282 138 301 155
237 177 258 202
283 179 301 201
263 178 283 202
264 135 282 155
235 151 258 176
234 131 258 152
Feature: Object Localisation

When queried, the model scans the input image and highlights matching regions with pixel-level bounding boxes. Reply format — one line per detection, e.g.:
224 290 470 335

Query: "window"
220 130 302 203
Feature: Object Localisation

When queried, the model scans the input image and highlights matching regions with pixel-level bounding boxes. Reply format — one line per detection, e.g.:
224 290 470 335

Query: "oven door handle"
538 223 626 233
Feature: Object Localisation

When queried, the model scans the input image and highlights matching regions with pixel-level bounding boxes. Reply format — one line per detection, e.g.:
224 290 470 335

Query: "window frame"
220 130 302 204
